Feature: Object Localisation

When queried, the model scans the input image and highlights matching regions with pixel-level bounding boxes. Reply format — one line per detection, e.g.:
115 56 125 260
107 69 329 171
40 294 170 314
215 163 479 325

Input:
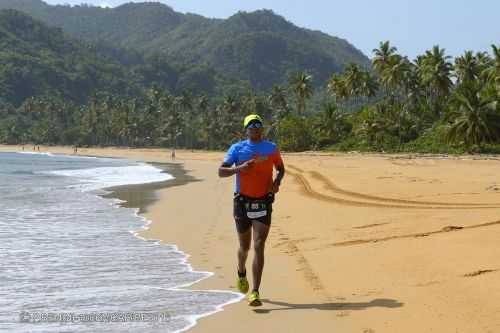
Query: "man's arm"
218 159 255 178
218 163 238 178
272 163 285 193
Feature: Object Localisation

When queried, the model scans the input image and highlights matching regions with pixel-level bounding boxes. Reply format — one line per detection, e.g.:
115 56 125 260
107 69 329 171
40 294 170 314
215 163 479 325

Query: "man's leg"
251 221 270 292
237 227 251 274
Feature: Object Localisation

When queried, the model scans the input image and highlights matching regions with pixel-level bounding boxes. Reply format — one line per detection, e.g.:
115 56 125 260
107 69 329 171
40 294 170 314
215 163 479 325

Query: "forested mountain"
0 0 370 90
0 9 140 105
0 9 249 106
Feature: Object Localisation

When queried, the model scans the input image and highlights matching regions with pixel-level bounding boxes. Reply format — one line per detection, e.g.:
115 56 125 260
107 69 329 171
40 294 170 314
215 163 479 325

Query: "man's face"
246 126 263 141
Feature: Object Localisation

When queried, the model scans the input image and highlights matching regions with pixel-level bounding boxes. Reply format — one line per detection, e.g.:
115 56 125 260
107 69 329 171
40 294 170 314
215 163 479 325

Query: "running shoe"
248 290 262 306
236 275 249 294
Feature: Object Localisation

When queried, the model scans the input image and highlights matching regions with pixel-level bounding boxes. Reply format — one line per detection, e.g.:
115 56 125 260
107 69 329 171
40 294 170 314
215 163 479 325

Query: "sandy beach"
3 145 500 332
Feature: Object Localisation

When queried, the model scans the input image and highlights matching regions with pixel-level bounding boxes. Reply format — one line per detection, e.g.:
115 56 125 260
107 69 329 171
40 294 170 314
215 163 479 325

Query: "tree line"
1 41 499 153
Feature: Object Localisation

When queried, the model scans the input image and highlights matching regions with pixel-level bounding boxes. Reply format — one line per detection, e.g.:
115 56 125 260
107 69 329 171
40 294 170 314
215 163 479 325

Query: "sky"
45 0 500 59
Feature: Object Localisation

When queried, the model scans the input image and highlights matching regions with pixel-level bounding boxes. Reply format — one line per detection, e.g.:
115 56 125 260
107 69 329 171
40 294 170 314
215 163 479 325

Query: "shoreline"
2 144 500 332
9 143 500 161
2 148 242 333
103 162 198 214
108 163 247 333
3 147 245 332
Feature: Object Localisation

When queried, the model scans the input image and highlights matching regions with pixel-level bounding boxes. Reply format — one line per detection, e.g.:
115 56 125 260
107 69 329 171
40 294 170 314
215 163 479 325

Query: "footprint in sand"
486 184 500 192
336 311 350 317
353 223 389 229
361 290 383 297
415 281 441 287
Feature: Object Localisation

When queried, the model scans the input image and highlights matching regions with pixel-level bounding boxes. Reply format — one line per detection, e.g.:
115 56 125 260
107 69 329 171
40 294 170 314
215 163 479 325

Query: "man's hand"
219 159 256 178
272 163 285 193
272 179 280 193
237 158 256 172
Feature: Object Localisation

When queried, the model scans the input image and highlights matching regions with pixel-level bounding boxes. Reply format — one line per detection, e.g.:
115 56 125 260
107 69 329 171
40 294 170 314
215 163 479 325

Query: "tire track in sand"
287 164 500 210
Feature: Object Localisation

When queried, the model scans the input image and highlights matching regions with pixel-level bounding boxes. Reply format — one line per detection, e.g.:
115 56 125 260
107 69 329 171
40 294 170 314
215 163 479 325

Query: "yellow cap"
243 114 263 128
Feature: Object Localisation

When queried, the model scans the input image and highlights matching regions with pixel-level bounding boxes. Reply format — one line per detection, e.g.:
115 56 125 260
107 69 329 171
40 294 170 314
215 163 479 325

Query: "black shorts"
233 193 274 233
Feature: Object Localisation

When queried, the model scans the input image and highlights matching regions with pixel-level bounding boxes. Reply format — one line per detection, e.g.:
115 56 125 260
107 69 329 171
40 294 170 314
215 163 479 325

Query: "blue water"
0 152 241 333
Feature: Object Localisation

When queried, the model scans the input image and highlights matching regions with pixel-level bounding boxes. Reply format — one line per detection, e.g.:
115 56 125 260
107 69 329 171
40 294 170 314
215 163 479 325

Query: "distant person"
171 149 176 160
37 146 40 152
218 114 285 306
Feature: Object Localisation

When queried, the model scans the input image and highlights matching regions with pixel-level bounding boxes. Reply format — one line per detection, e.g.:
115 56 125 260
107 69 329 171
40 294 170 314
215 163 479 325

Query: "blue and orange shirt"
223 139 284 198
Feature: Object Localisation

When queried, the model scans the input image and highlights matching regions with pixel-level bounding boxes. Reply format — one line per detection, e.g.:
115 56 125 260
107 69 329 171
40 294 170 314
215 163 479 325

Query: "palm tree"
377 55 412 144
327 73 348 105
454 51 480 83
446 82 500 148
372 41 398 76
178 91 194 149
168 96 185 149
315 103 347 145
359 71 378 98
484 45 500 93
380 55 410 97
269 85 288 112
219 95 242 145
355 104 398 148
268 85 289 140
288 71 313 115
343 63 363 99
197 95 209 114
419 46 453 105
241 92 258 115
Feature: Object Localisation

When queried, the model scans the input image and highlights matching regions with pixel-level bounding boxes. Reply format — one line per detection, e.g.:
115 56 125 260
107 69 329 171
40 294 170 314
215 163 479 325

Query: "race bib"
246 201 268 219
247 210 267 219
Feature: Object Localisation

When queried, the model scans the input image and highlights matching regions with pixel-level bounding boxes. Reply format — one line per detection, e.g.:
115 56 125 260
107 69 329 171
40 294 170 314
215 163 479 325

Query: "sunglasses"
246 121 263 129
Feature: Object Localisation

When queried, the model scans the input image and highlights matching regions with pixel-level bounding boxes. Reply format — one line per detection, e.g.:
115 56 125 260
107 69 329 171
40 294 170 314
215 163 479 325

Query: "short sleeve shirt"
223 139 284 198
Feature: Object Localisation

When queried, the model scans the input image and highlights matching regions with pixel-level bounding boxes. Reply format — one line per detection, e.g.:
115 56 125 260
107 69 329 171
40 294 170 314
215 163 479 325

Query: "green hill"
0 9 140 105
0 0 370 90
0 9 248 106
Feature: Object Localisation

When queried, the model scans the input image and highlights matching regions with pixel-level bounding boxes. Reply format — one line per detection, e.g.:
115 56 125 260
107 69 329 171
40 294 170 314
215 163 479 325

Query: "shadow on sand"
253 298 403 314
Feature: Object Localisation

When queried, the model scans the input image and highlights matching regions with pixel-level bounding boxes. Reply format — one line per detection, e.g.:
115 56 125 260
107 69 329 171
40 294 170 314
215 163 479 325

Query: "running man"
218 114 285 306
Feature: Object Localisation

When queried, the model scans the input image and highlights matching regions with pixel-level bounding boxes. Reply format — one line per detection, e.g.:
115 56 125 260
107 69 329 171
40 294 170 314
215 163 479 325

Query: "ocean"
0 151 241 333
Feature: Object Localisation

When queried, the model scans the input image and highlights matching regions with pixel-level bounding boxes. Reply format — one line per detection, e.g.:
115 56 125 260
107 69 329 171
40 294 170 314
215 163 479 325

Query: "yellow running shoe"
236 275 249 294
248 290 262 306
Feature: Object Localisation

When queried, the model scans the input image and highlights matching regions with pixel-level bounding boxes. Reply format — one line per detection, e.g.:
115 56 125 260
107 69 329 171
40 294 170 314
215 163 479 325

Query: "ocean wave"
44 164 174 191
17 151 54 157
